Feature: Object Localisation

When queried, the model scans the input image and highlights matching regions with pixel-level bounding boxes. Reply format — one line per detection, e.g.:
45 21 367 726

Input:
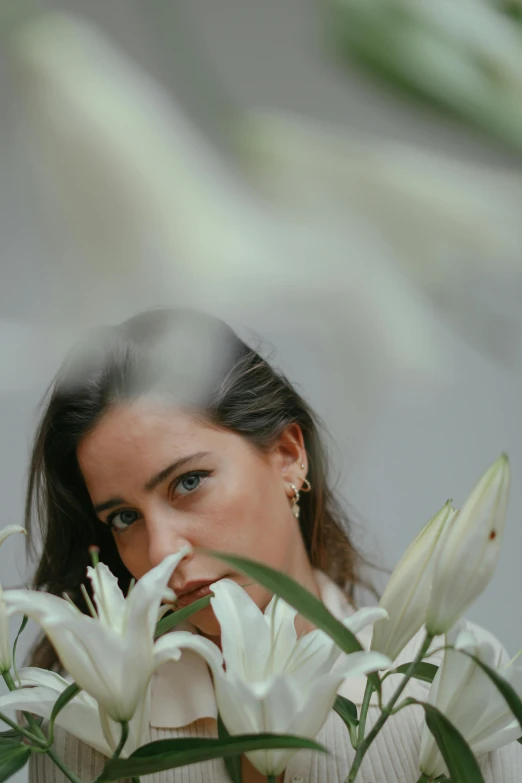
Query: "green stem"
0 707 48 747
112 721 129 760
1 670 48 745
267 776 277 783
95 721 131 783
345 633 434 783
415 775 432 783
357 679 374 746
2 670 16 691
45 747 84 783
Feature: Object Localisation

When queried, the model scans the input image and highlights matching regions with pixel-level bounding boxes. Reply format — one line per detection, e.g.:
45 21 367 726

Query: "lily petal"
87 562 127 632
264 595 299 673
3 588 80 624
343 606 388 637
0 685 114 757
152 631 223 677
0 526 26 547
334 650 391 678
127 548 192 639
210 579 271 680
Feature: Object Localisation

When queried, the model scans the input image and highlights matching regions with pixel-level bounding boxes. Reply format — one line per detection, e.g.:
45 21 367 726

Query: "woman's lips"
175 582 215 607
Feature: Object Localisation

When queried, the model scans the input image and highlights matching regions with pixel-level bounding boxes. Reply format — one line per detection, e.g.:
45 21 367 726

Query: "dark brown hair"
26 308 372 669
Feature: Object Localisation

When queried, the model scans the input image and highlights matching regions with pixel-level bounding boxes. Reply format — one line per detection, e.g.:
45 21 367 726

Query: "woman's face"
77 399 314 638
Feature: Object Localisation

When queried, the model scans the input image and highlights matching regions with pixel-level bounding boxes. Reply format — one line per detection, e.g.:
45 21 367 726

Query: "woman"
25 308 521 783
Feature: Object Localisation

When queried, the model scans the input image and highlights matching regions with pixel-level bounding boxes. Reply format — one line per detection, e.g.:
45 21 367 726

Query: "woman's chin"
187 604 222 639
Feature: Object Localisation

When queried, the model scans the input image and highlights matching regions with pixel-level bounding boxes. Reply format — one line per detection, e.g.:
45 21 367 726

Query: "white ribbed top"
29 704 522 783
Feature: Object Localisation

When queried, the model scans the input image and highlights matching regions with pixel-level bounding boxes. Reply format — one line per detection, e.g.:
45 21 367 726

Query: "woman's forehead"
85 400 206 444
80 403 203 465
76 400 244 487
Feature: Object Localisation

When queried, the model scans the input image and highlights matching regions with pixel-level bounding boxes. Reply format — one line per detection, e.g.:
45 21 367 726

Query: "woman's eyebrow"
94 497 125 514
93 451 211 514
143 451 210 492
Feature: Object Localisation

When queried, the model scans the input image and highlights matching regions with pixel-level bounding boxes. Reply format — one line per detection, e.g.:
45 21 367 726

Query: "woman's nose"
146 516 193 571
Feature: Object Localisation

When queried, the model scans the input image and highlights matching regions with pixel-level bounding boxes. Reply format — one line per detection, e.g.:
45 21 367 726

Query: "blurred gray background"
1 3 521 781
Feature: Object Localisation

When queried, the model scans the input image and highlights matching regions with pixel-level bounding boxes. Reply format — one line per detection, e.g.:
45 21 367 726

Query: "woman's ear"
272 423 308 487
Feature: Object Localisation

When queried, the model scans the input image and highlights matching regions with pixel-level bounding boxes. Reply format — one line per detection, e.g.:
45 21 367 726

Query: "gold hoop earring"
300 477 312 493
290 483 301 519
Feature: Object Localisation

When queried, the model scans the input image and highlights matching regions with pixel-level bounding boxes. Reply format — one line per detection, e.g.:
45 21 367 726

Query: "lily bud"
426 454 510 636
371 502 455 662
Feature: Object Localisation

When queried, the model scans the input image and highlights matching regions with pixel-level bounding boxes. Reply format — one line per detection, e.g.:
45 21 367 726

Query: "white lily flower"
426 454 510 635
419 620 522 779
198 579 390 777
371 502 455 662
0 667 147 757
2 548 219 745
0 525 26 673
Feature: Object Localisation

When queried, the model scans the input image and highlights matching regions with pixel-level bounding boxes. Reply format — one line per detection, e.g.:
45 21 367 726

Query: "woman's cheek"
114 527 150 579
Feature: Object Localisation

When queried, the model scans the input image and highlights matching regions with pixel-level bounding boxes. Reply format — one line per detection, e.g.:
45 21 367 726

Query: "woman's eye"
173 471 209 497
107 508 141 533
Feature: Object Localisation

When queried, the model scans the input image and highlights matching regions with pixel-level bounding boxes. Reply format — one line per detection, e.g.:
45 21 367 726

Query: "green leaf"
518 737 522 745
392 661 439 684
333 695 358 727
154 596 211 639
50 683 82 723
421 702 486 783
12 616 28 684
333 695 359 750
100 734 326 780
217 714 242 783
48 682 81 742
459 650 522 733
0 741 31 782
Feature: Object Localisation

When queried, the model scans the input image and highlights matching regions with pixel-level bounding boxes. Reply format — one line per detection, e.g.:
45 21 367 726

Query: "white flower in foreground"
371 502 455 662
0 525 26 673
426 454 510 635
419 621 522 779
0 667 147 757
199 579 390 777
2 548 218 744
